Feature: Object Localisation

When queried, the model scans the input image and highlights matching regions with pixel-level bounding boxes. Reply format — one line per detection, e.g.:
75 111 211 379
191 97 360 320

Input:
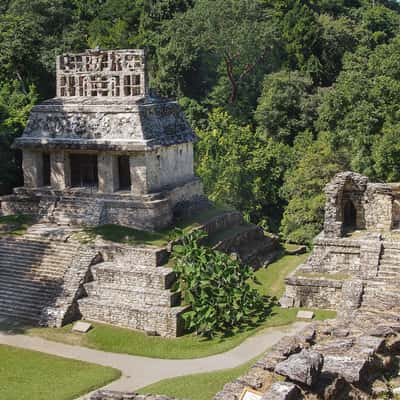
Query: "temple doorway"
70 154 98 187
343 200 357 230
42 153 51 186
118 155 131 190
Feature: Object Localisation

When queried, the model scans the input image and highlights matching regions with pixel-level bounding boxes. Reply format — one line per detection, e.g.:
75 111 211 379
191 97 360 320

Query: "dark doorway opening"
42 153 51 186
70 154 98 188
343 200 357 230
118 155 131 190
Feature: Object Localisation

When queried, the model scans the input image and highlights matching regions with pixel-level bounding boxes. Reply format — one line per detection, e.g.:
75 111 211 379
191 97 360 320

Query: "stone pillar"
51 151 69 190
98 153 118 193
22 149 43 188
130 153 148 195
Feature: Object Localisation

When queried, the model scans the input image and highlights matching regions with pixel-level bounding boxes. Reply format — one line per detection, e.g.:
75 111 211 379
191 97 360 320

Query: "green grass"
0 344 120 400
283 243 305 252
25 306 335 360
0 214 35 236
137 357 259 400
81 203 234 246
254 253 309 298
295 272 350 280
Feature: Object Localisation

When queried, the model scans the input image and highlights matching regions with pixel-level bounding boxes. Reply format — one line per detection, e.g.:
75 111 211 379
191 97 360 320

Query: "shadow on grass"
0 318 33 335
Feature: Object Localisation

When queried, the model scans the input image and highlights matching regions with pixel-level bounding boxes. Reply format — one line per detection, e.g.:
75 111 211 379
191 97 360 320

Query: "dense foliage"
172 230 267 337
2 0 400 242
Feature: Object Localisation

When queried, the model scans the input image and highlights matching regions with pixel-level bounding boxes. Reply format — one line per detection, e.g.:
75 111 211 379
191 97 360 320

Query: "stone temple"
0 49 278 336
1 49 204 230
282 171 400 329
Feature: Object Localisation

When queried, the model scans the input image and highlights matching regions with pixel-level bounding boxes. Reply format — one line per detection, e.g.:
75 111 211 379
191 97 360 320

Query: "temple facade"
1 49 204 230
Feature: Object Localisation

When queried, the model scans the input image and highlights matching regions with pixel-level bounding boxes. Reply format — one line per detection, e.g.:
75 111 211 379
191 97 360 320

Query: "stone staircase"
0 235 80 323
41 196 104 226
78 246 188 337
357 243 400 325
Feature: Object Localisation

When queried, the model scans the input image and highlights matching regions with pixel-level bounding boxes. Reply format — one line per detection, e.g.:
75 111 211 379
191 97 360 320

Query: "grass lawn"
0 214 35 236
80 203 234 246
24 253 336 359
137 357 259 400
254 252 309 298
25 306 334 360
0 344 120 400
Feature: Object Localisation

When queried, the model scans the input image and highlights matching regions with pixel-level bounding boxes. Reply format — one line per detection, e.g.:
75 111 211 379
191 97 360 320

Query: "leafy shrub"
172 229 268 337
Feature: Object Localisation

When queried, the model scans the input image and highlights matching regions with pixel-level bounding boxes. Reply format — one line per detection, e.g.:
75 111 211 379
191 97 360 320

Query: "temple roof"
15 50 197 150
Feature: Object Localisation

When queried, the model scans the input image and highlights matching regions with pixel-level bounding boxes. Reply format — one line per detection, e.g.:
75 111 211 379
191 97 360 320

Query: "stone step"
379 256 400 266
109 247 169 268
0 244 77 256
92 263 176 290
0 253 74 266
84 282 181 308
0 237 77 247
0 267 65 283
378 265 400 273
0 306 41 323
377 270 400 278
0 250 73 263
0 256 74 269
78 297 188 337
0 278 60 295
0 284 57 304
0 296 50 315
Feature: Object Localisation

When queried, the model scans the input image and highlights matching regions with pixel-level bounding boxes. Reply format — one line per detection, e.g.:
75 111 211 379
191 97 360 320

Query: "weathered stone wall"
88 391 178 400
281 235 382 309
0 195 40 217
77 240 187 337
19 100 195 147
323 171 397 237
146 143 194 192
300 236 362 274
323 171 368 238
364 185 393 231
284 276 343 309
22 149 43 188
102 199 173 231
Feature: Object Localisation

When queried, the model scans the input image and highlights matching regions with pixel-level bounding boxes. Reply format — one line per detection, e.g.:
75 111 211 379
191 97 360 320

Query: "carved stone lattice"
56 49 146 97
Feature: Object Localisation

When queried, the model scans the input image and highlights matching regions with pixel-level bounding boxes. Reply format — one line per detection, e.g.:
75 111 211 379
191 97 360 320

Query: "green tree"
317 36 400 178
255 70 318 145
196 109 291 228
155 0 278 109
280 134 347 244
0 80 38 188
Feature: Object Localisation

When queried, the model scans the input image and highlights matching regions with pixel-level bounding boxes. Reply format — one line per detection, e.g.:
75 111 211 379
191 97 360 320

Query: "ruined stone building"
0 49 277 336
282 171 400 329
1 49 203 230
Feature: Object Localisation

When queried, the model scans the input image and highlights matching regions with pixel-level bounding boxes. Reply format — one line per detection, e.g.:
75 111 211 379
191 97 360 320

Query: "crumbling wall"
323 172 368 238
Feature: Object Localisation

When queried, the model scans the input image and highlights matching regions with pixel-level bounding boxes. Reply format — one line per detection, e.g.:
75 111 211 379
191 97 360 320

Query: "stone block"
296 310 314 320
322 354 368 383
72 321 92 333
261 382 301 400
279 296 294 308
275 349 323 387
356 335 385 353
236 368 266 390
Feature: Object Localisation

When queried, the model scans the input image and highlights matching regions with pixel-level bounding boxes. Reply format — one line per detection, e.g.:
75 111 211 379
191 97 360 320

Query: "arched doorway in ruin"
343 199 357 230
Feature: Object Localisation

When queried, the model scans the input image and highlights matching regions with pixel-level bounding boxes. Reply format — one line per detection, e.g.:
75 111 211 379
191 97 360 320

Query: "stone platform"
0 209 279 337
0 178 204 231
